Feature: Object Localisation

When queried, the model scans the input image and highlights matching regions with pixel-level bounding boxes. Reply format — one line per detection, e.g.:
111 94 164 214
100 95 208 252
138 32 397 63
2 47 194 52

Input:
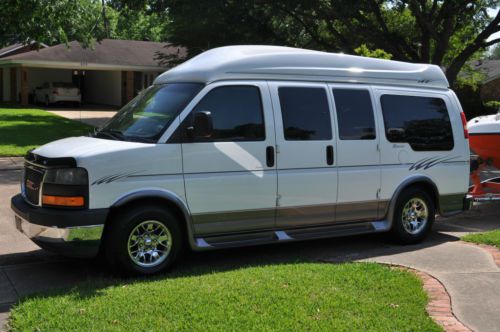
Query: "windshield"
98 83 203 142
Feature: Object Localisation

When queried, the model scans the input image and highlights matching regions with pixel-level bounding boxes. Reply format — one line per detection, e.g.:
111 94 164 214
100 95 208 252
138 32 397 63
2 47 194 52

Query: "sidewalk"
46 109 117 127
359 240 500 331
0 158 23 171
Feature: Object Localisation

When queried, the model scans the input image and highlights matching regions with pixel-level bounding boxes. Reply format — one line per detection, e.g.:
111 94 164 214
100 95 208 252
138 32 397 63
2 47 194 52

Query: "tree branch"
446 10 500 85
484 37 500 48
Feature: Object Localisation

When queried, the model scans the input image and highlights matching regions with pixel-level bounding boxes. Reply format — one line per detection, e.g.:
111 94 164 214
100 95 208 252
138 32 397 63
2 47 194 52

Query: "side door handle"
266 146 275 167
326 145 334 165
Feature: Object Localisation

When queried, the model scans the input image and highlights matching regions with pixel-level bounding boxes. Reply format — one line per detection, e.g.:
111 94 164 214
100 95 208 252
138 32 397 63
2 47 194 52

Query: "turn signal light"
42 195 85 207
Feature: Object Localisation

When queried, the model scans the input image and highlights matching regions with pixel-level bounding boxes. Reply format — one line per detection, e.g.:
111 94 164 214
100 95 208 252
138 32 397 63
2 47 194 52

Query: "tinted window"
189 86 265 142
278 87 332 140
381 95 454 151
333 89 376 140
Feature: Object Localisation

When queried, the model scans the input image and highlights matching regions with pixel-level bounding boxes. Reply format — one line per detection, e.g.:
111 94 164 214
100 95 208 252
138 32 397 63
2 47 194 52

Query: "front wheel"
390 187 435 244
104 205 184 275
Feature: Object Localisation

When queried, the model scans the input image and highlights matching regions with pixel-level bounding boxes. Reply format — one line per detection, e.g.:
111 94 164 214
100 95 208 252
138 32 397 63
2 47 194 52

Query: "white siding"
84 70 121 106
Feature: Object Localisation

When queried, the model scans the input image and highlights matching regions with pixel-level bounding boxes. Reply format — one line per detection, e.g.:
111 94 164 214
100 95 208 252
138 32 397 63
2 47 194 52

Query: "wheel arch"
106 189 197 250
384 175 440 229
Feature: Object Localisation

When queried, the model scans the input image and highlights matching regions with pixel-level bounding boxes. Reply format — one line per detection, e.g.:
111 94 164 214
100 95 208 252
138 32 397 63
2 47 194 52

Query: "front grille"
24 164 45 205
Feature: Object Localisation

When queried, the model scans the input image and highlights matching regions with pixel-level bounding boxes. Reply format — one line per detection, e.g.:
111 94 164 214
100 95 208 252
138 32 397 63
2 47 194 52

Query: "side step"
195 220 389 250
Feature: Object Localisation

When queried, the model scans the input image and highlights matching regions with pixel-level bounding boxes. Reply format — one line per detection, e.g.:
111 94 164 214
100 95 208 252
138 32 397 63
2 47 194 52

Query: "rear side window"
278 87 332 140
189 85 265 142
380 95 454 151
332 89 376 140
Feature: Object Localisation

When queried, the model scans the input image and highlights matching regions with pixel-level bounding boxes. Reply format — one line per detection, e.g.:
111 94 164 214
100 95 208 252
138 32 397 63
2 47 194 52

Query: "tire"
390 187 435 244
104 205 184 276
45 96 49 107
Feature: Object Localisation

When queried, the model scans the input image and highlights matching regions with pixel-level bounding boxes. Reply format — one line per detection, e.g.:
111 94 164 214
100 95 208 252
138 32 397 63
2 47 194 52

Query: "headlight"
42 168 88 208
44 168 88 185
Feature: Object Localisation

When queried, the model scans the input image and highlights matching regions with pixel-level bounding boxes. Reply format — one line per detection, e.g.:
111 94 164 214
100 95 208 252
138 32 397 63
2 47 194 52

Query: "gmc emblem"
26 179 39 191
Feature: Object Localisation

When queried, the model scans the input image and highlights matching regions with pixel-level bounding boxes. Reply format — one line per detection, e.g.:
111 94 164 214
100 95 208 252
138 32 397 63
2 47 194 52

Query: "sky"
487 7 499 43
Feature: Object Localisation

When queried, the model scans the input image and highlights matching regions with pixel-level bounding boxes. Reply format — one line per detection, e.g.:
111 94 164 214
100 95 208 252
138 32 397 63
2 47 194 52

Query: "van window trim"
379 93 455 151
330 87 377 141
167 84 267 144
277 85 334 142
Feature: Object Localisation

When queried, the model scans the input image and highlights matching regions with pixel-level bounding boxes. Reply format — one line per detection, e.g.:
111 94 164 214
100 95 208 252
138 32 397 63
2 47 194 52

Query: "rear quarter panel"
372 86 469 213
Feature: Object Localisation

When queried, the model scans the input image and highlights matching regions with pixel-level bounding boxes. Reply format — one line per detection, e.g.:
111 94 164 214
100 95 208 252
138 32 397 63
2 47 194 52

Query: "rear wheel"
390 187 435 244
104 205 184 275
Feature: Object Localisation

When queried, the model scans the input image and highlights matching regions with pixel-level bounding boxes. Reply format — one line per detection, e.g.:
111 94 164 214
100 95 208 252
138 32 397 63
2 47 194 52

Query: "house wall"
84 70 121 106
16 68 20 102
27 68 72 91
1 68 8 102
480 78 500 101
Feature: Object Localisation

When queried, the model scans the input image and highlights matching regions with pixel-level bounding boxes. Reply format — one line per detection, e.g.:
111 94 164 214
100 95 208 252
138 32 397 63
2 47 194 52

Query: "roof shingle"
1 39 183 68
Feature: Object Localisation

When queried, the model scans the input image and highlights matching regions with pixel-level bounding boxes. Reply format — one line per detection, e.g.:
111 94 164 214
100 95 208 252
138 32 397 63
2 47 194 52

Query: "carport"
0 39 181 107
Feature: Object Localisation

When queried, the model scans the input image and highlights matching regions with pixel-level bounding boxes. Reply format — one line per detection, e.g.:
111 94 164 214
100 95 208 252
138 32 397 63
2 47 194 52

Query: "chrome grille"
23 164 45 205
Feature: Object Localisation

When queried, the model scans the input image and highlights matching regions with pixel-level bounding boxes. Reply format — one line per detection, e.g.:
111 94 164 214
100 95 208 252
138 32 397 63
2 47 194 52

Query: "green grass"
462 229 500 248
9 263 441 331
0 107 93 156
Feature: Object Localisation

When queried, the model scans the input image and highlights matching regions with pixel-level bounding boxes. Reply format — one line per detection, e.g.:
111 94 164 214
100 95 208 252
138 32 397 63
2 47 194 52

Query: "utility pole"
102 0 109 38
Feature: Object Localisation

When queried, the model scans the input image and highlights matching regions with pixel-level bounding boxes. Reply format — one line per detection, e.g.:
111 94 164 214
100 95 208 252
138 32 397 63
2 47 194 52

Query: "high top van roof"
155 45 449 89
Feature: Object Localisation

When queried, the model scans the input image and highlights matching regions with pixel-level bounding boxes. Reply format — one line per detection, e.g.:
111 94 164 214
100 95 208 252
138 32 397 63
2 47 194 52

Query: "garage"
0 39 181 107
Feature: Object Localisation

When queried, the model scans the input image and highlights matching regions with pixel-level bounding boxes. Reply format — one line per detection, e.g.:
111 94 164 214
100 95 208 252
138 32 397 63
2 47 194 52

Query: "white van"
11 46 471 275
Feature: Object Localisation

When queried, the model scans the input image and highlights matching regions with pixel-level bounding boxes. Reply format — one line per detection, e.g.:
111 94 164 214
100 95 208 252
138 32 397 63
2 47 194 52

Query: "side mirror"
187 111 213 140
387 127 406 141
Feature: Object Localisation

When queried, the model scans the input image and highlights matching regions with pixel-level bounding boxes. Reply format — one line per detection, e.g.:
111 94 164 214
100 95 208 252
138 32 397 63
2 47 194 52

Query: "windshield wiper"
94 129 155 143
126 136 156 143
95 129 126 141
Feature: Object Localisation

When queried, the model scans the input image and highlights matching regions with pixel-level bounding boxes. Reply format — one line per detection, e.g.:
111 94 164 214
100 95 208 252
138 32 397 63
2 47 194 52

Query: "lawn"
462 229 500 248
9 263 441 331
0 107 93 156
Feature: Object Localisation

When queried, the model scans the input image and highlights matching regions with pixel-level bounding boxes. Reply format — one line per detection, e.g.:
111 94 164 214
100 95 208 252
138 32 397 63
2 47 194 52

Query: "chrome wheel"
127 220 172 268
401 198 428 235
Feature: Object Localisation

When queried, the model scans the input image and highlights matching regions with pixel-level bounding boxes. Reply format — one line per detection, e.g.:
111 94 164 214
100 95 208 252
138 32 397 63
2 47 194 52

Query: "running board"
194 220 390 250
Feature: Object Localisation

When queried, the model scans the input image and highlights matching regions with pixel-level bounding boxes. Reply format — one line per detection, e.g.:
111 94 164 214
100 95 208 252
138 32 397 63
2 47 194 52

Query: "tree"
128 0 500 87
0 0 106 47
106 1 169 42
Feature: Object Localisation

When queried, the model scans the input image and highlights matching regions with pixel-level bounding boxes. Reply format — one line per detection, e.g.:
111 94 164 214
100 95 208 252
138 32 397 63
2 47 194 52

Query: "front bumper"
52 95 81 103
11 194 108 258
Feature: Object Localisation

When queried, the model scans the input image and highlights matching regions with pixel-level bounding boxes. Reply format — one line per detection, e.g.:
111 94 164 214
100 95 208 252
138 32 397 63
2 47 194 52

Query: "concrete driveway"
45 107 118 127
1 168 499 331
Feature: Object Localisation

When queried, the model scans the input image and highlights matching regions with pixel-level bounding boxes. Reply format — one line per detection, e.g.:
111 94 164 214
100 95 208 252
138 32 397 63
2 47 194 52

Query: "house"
0 39 182 107
475 59 500 102
0 41 48 58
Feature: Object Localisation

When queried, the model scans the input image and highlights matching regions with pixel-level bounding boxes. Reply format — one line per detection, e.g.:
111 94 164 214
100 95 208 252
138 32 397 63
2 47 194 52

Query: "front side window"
278 87 332 141
183 85 265 142
381 94 454 151
333 89 376 140
100 83 203 142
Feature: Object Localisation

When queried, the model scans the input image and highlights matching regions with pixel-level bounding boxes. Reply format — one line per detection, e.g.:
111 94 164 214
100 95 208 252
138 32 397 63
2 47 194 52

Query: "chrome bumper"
13 214 103 258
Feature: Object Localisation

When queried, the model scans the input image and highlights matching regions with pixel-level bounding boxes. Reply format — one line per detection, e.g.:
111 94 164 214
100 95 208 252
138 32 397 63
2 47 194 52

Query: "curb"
389 265 471 332
0 157 23 172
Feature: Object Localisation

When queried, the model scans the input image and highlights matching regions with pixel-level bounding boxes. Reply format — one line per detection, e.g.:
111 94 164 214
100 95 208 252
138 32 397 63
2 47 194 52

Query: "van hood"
32 136 152 160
